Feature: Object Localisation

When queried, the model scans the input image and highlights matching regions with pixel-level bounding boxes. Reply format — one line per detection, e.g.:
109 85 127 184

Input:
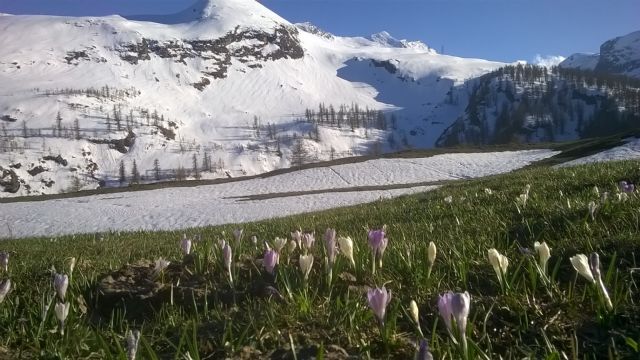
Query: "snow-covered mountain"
561 30 640 78
0 0 507 197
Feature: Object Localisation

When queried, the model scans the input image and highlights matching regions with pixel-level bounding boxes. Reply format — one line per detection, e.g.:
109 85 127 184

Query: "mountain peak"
129 0 288 29
369 31 433 52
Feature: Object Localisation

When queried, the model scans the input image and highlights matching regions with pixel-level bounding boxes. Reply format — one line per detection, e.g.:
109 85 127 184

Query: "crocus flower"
427 241 436 278
368 228 386 255
153 258 170 278
534 241 551 275
589 253 613 310
126 329 141 360
301 232 315 251
427 242 437 266
233 228 243 245
416 339 434 360
53 273 69 301
409 300 420 326
180 236 192 256
617 192 629 202
0 252 8 272
263 249 279 275
68 257 76 276
444 195 453 204
437 292 454 331
619 180 635 193
251 235 258 247
0 279 11 303
337 236 355 268
367 286 392 324
588 201 597 220
487 249 509 285
288 240 297 253
299 254 314 280
324 228 338 266
273 237 287 252
223 242 233 284
291 229 302 248
438 291 471 354
54 301 70 334
484 188 493 195
570 254 595 283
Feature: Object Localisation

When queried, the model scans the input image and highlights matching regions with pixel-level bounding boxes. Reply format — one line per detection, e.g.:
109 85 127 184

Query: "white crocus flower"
533 241 551 275
488 248 509 284
409 300 420 326
570 254 595 283
337 236 355 268
54 302 70 334
299 254 314 280
126 330 141 360
273 237 287 252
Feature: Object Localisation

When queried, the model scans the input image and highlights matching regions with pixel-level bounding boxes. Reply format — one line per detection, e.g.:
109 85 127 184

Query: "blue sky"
0 0 637 63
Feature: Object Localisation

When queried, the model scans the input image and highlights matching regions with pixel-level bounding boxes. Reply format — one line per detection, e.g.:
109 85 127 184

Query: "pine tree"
73 119 80 140
56 112 63 137
119 160 126 184
131 160 140 185
192 153 200 180
106 114 112 133
153 159 161 181
290 138 308 167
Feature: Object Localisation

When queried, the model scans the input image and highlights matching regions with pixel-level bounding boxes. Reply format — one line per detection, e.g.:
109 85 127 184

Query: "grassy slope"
0 160 639 359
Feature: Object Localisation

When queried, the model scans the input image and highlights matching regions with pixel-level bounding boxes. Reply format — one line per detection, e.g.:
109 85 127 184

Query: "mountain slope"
0 0 506 197
561 30 640 78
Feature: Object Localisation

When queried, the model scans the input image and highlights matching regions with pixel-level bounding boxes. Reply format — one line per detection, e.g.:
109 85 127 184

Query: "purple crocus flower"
263 249 279 275
324 228 338 265
619 181 635 193
367 286 392 324
368 229 385 249
416 339 434 360
438 291 471 335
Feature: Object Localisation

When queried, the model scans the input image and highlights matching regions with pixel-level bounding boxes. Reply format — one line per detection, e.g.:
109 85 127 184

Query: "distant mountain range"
0 0 638 197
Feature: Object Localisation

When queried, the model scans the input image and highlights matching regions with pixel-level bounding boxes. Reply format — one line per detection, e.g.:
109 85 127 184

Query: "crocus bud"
180 236 192 256
487 249 509 284
54 302 70 334
367 287 392 324
273 237 287 252
0 252 8 272
588 252 613 310
427 242 437 266
288 240 297 253
53 273 69 301
533 241 551 275
570 254 595 283
291 229 302 248
324 228 337 265
301 232 315 251
263 249 279 275
0 279 11 303
451 291 471 335
126 330 141 360
588 201 597 220
437 292 454 331
337 236 355 267
68 257 76 276
299 254 314 280
233 228 243 245
251 235 258 247
409 300 420 325
223 242 232 271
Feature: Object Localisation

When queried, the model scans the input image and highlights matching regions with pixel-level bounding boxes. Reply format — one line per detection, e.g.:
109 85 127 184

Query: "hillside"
0 0 505 197
437 64 640 146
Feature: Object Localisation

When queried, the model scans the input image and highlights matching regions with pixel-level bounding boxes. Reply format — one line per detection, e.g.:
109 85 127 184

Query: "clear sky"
0 0 637 63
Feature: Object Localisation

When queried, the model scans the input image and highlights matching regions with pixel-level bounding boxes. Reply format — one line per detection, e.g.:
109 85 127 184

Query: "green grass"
1 160 639 359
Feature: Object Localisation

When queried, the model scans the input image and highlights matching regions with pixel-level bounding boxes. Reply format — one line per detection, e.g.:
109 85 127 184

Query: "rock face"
561 30 640 79
114 25 304 86
595 30 640 78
